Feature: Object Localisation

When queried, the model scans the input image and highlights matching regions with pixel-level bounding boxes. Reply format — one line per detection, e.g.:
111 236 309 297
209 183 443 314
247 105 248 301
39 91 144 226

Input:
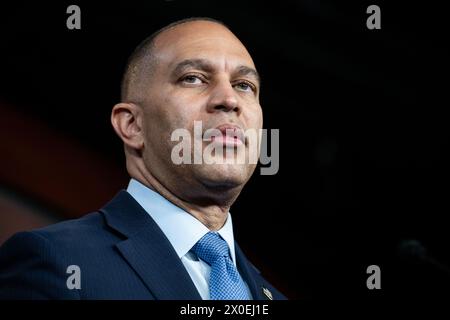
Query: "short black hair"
120 17 228 102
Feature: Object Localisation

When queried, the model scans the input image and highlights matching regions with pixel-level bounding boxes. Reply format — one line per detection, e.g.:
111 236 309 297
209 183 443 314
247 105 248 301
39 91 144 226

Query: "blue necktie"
192 232 250 300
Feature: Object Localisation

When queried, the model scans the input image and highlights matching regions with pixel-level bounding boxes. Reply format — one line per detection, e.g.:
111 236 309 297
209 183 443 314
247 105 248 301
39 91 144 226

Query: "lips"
211 124 245 147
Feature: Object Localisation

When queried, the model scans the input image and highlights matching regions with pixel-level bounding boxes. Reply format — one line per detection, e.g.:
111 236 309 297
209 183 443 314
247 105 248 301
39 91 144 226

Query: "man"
0 17 287 300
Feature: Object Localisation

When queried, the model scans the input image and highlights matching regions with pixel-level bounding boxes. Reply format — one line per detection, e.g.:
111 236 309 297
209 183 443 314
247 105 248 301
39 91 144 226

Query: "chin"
197 164 253 190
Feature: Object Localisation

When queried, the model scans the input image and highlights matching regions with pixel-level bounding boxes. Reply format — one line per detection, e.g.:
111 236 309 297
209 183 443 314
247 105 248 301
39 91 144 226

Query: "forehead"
152 21 256 71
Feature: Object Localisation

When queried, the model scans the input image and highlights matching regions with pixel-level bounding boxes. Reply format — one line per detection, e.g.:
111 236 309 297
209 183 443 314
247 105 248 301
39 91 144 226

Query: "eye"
234 81 256 93
180 74 204 85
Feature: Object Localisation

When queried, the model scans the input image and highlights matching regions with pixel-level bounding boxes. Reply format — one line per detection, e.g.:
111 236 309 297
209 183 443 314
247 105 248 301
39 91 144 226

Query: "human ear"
111 102 144 150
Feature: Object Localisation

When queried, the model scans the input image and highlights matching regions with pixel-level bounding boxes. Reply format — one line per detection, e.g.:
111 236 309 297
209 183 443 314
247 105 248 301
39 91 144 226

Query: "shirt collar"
126 178 237 264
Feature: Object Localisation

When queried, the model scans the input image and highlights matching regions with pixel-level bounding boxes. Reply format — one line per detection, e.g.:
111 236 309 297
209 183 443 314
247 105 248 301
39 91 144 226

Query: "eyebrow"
234 65 261 86
171 58 261 86
172 59 214 76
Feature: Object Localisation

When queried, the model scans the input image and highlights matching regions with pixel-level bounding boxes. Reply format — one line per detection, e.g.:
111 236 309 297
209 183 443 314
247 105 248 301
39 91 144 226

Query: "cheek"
163 92 205 130
244 103 263 129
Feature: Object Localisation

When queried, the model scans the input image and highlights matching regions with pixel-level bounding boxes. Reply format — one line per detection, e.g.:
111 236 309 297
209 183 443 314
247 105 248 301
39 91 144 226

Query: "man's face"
140 21 263 196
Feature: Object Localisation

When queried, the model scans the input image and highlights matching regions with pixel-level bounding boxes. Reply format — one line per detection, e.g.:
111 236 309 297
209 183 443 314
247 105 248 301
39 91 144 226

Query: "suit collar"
126 178 238 264
100 190 271 300
100 190 202 300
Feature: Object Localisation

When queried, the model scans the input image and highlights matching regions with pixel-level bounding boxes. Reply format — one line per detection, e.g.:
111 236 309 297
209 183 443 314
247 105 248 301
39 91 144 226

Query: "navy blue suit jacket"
0 191 287 300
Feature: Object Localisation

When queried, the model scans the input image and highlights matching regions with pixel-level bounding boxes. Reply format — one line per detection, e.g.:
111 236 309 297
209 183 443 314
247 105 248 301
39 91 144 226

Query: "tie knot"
192 232 230 265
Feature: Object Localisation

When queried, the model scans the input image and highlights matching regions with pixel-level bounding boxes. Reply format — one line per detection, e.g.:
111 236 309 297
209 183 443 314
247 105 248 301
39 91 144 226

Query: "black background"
1 1 449 301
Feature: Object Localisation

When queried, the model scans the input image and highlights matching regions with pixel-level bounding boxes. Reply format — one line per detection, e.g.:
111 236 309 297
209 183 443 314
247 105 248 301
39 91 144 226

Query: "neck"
131 164 235 231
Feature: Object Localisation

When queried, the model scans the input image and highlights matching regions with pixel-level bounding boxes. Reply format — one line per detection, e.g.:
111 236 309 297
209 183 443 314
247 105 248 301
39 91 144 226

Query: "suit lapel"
235 242 270 300
101 191 202 300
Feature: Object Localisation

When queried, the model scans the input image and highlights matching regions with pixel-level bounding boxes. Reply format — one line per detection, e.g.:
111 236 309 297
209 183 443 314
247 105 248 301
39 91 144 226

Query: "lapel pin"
262 287 273 300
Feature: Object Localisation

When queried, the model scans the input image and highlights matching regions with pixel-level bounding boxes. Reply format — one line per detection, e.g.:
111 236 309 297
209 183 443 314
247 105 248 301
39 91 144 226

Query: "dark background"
0 1 449 301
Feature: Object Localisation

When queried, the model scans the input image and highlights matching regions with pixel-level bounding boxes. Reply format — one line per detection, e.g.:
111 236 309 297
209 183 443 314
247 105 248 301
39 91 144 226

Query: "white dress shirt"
126 178 252 300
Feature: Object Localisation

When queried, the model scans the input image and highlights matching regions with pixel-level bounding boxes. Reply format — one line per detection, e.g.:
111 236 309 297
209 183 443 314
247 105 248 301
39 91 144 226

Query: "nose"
206 80 241 115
